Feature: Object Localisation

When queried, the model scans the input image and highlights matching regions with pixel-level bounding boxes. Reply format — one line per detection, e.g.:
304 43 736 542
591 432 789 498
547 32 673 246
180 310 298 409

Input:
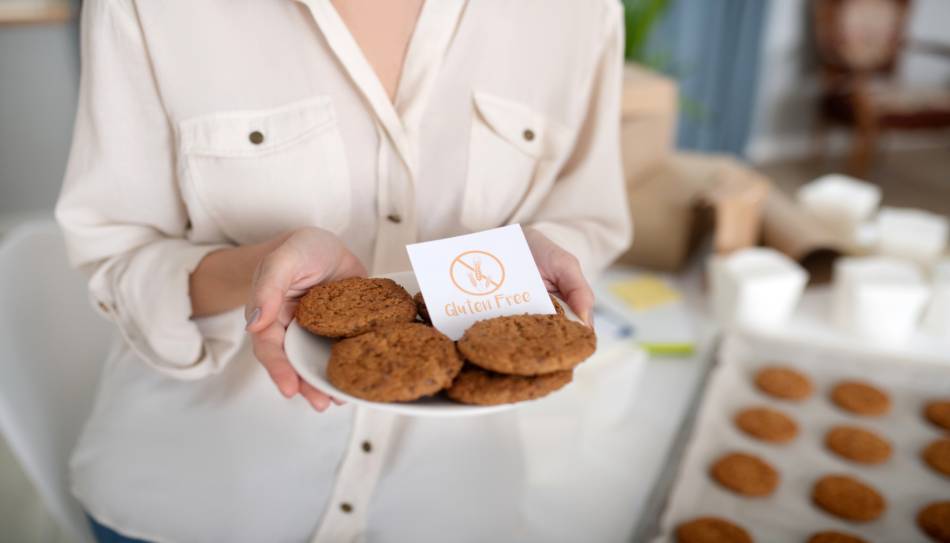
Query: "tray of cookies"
653 332 950 543
284 271 596 417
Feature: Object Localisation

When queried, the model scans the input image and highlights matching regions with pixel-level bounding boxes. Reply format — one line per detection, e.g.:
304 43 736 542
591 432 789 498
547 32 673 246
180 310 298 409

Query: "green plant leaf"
623 0 670 63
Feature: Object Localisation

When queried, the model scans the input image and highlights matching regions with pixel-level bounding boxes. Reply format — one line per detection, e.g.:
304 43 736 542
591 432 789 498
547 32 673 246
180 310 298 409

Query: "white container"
923 259 950 338
875 207 949 266
833 256 930 343
796 174 882 244
708 248 808 330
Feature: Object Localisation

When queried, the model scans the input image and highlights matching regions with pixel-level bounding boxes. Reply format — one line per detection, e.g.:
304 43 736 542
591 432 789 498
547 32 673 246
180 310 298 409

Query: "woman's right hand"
244 227 366 411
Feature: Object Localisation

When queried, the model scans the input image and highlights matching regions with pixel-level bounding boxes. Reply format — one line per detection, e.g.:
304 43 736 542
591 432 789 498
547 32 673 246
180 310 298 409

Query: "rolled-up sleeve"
55 0 242 379
527 2 632 279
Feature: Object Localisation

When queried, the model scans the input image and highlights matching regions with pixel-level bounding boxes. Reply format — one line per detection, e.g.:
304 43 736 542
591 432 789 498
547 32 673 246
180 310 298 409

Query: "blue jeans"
87 514 152 543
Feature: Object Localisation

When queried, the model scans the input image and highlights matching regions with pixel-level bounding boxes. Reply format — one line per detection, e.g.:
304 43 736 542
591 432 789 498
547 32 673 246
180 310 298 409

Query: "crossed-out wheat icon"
449 250 506 296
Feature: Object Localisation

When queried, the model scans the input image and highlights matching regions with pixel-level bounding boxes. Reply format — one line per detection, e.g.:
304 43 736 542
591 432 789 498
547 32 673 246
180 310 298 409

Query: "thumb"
246 251 296 332
550 256 595 327
560 277 595 328
325 248 368 282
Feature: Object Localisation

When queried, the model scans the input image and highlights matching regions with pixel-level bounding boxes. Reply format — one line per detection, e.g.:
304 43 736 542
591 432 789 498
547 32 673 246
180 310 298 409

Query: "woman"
57 0 631 541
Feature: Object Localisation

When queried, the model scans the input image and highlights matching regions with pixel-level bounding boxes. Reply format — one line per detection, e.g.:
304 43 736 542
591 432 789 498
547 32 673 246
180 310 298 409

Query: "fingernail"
584 310 595 328
279 382 294 398
245 307 261 331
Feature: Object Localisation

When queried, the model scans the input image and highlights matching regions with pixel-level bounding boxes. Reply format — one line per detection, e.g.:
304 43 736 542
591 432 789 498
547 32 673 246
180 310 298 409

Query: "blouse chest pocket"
462 92 572 231
177 96 350 244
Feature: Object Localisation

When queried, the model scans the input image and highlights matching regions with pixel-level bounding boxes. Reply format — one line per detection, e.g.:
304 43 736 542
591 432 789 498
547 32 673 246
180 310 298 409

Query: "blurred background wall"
0 14 79 229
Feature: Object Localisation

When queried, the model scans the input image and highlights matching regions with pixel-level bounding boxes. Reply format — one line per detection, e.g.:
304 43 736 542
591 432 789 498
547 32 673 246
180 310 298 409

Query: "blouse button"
361 440 372 453
522 129 535 142
249 131 264 145
97 301 110 313
340 502 353 514
386 213 402 224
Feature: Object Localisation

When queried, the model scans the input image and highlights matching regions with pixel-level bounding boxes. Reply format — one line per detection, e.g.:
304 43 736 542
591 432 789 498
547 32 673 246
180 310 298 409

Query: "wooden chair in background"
812 0 950 178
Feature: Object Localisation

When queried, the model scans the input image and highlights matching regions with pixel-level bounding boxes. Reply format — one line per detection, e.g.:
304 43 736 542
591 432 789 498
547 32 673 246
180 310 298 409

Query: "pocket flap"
472 92 571 159
179 96 336 157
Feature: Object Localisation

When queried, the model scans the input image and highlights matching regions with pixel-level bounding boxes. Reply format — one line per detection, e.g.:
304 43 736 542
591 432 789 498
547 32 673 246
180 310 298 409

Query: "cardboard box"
618 65 769 272
621 64 678 191
619 153 770 271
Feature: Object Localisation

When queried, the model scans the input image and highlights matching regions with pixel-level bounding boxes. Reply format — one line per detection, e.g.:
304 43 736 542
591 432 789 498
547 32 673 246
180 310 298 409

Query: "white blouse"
56 0 632 541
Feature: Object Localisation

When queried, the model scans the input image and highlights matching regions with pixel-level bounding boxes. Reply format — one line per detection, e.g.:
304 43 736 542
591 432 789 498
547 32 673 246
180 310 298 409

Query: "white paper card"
406 224 555 340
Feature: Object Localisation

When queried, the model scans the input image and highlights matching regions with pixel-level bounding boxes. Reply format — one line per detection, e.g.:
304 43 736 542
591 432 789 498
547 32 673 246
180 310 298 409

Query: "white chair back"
0 220 113 543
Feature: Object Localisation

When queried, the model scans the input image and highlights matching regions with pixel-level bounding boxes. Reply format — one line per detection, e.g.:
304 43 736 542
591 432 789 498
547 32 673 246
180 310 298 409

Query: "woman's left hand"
524 228 594 327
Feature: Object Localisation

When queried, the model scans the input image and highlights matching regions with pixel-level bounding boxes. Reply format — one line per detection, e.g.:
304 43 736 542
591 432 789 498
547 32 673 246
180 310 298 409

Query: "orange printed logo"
449 250 506 296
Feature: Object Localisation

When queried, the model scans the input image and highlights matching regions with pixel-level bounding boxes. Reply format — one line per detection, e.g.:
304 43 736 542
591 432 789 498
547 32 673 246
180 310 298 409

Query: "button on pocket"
462 92 571 231
178 96 350 243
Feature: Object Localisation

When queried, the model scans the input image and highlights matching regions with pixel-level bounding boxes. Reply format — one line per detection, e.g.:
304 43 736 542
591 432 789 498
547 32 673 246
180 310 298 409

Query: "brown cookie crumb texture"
807 531 869 543
446 365 572 406
414 291 431 324
811 474 886 523
710 452 779 497
734 406 799 444
296 277 416 338
457 314 596 376
754 366 813 401
918 501 950 543
922 437 950 478
925 400 950 432
674 516 753 543
327 323 462 402
549 295 566 316
825 425 892 465
830 381 891 417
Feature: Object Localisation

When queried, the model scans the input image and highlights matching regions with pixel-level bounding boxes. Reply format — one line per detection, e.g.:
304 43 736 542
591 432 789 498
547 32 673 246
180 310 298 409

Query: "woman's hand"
245 227 366 411
524 228 595 327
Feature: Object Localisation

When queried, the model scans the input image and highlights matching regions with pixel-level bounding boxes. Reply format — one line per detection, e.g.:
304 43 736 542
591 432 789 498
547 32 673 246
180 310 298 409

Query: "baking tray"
652 332 950 542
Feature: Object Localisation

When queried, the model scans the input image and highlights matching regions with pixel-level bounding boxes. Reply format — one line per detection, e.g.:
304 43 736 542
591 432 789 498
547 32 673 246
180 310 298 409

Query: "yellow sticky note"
610 276 681 311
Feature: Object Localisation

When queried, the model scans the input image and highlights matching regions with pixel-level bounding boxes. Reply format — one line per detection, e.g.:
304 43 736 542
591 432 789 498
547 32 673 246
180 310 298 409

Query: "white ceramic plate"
285 271 579 417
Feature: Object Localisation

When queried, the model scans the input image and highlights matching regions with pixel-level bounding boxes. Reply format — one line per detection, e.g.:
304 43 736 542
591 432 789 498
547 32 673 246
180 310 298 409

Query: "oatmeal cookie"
457 314 596 376
296 277 415 338
327 323 462 402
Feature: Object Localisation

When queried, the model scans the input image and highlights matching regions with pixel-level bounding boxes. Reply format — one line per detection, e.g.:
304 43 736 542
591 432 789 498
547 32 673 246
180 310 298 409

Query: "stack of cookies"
294 277 596 406
674 364 950 543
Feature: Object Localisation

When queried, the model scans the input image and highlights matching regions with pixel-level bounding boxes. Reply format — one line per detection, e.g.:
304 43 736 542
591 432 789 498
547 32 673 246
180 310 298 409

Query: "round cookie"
446 365 572 406
754 366 813 401
922 437 950 478
710 452 779 497
807 531 868 543
734 406 799 444
811 474 885 522
825 425 892 465
918 501 950 543
327 322 462 402
925 400 950 432
414 292 431 324
675 517 753 543
457 314 596 376
296 277 416 338
830 381 891 417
